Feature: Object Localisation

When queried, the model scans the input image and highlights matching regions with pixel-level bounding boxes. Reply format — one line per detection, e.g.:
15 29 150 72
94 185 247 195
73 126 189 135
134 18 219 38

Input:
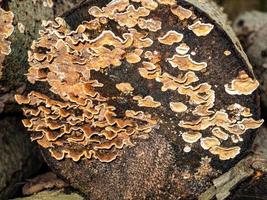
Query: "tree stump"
15 0 263 199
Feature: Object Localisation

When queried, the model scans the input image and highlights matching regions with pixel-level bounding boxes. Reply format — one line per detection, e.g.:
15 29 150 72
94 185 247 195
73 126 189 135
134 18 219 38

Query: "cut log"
15 0 263 199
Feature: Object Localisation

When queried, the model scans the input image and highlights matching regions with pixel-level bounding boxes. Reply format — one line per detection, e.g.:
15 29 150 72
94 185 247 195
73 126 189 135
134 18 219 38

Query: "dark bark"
0 116 42 199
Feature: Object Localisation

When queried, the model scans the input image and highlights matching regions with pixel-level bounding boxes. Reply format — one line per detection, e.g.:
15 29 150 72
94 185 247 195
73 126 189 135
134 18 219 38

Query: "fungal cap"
14 94 30 104
0 8 14 77
115 82 134 94
131 0 158 10
169 102 187 113
0 8 14 39
200 137 221 150
114 5 150 28
138 61 161 79
138 18 162 32
17 22 25 33
133 95 161 108
182 131 202 144
176 43 190 55
156 0 176 5
224 70 259 95
183 145 191 153
156 71 199 92
167 54 207 71
227 103 252 117
125 49 143 63
188 21 214 36
211 127 229 141
241 118 264 130
209 146 241 160
158 31 183 45
43 0 54 8
170 5 192 20
224 50 231 56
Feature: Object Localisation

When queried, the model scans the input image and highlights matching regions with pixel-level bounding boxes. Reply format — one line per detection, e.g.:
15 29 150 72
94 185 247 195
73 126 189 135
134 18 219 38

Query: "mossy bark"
0 0 83 199
0 0 84 114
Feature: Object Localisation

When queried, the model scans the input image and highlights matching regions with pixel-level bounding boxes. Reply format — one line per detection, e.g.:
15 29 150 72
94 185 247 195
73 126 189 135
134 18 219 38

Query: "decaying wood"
11 0 262 199
199 158 254 200
22 172 68 196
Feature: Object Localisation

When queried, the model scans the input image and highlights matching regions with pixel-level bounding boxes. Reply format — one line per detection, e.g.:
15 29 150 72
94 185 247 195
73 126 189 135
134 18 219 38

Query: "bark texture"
0 0 83 199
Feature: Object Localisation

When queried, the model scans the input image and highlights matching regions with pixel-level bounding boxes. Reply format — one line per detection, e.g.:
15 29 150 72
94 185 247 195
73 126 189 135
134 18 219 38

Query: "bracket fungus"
15 0 263 199
0 8 14 78
170 101 188 113
115 82 134 94
158 30 184 45
188 21 214 36
171 5 193 20
224 70 260 95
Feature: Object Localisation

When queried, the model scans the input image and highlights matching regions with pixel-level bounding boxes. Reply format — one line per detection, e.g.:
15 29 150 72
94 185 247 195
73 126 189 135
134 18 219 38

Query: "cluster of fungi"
0 8 14 78
15 0 263 163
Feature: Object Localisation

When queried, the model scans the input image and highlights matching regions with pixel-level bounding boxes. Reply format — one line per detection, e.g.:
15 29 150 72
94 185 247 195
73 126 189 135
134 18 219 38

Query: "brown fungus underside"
16 0 263 199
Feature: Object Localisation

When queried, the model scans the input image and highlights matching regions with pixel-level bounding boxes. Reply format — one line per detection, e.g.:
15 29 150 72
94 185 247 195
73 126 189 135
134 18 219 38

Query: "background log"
12 190 84 200
0 117 42 200
0 0 83 199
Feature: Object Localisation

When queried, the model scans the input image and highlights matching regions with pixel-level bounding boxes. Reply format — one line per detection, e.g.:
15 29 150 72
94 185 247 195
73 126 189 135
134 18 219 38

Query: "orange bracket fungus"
115 82 134 94
0 8 14 78
188 21 214 36
171 5 192 20
15 0 263 199
224 70 260 95
158 31 184 45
